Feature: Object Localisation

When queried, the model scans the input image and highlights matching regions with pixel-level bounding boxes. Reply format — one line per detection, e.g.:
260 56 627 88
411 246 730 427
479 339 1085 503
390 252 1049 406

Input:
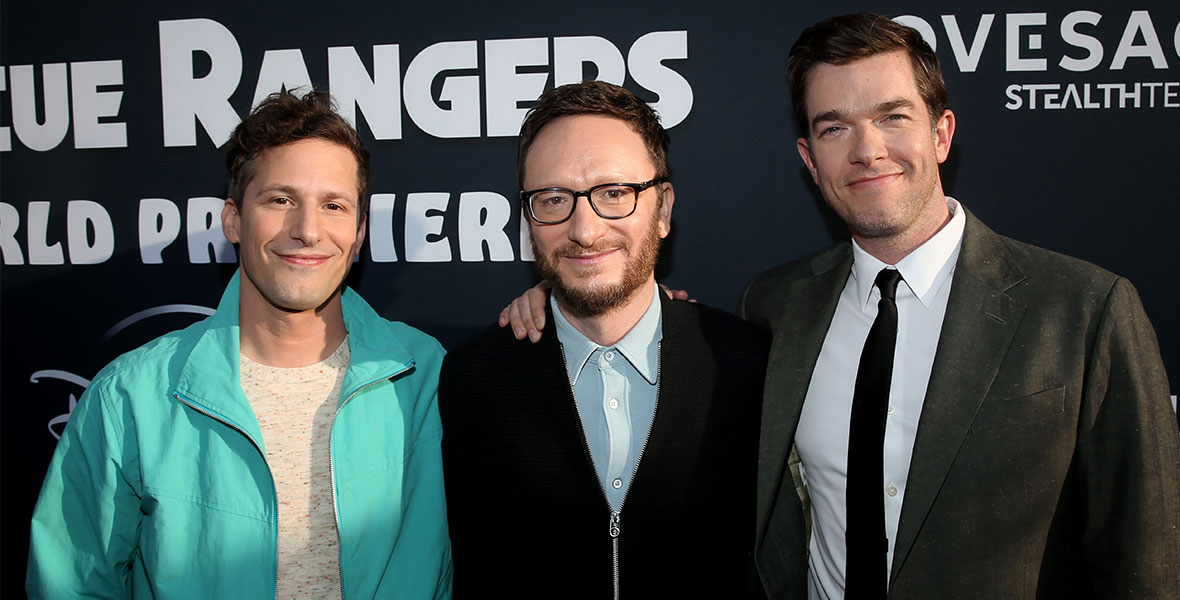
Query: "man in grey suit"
500 12 1180 599
739 13 1180 599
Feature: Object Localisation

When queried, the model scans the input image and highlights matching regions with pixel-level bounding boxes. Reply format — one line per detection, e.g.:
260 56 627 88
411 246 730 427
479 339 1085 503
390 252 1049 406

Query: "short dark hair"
516 80 670 190
787 13 949 136
223 89 371 220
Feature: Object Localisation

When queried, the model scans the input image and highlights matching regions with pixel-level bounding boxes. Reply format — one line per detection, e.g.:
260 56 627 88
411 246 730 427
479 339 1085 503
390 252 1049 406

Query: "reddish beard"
531 210 662 318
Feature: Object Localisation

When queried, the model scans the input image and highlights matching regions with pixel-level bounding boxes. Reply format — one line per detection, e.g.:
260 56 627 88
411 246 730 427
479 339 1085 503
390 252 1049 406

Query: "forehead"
804 50 922 119
247 138 360 197
523 114 653 187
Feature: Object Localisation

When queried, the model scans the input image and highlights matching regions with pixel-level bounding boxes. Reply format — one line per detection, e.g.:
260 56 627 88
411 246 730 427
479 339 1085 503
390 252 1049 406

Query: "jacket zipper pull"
609 510 622 600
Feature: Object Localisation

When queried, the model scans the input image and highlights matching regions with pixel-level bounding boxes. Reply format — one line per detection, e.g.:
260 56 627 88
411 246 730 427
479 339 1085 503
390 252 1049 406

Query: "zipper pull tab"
609 510 621 538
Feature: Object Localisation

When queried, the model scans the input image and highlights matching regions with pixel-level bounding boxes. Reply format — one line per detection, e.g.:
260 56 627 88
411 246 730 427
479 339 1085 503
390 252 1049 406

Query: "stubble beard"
531 211 662 319
829 167 940 241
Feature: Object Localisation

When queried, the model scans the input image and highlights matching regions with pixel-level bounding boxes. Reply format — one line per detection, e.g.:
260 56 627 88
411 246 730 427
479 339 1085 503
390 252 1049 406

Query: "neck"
555 277 656 347
853 194 952 265
238 294 348 368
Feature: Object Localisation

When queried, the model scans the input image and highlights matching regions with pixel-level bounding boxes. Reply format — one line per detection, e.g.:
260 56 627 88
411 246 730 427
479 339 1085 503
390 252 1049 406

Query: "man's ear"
934 109 956 164
221 199 241 244
656 182 675 239
796 137 818 183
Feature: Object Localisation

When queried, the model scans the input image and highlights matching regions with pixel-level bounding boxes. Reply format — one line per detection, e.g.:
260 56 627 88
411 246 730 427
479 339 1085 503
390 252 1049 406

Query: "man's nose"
849 125 888 166
288 204 321 245
565 194 607 247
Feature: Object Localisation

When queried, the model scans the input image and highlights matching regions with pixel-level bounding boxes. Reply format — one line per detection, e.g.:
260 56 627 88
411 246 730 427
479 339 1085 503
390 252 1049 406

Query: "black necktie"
845 268 902 599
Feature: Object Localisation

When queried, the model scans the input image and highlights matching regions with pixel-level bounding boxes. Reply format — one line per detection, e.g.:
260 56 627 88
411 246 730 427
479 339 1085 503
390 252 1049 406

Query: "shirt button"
887 404 895 415
886 484 899 497
608 398 619 410
613 478 623 489
604 351 615 360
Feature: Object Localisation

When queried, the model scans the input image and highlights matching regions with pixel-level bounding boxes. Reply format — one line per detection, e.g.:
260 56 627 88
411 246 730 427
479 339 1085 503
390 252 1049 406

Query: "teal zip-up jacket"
27 272 453 599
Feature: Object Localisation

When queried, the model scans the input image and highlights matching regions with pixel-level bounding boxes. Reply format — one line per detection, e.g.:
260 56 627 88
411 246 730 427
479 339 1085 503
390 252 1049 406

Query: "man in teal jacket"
27 90 452 599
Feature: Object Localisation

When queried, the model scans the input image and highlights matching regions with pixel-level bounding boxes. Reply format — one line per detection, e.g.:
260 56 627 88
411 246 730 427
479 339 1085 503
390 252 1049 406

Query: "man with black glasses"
437 80 769 598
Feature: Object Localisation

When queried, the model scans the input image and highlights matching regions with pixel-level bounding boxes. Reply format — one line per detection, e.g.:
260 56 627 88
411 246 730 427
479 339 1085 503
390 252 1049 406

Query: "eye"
816 125 842 138
324 202 343 211
272 196 292 205
600 187 626 200
536 192 569 207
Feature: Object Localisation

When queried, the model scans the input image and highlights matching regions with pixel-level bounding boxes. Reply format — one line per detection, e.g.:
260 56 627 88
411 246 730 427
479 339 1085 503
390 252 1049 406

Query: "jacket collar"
173 270 415 451
338 285 416 395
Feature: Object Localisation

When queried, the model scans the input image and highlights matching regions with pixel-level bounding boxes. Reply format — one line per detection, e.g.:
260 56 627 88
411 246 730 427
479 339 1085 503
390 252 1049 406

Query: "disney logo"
38 303 214 439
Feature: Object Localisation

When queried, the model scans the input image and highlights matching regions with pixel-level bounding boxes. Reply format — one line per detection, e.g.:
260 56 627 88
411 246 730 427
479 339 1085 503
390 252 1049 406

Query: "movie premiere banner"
2 0 1177 590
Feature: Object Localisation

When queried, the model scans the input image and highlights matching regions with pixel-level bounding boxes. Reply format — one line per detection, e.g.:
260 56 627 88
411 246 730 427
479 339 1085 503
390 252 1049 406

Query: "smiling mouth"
847 172 903 188
562 248 619 266
277 254 333 266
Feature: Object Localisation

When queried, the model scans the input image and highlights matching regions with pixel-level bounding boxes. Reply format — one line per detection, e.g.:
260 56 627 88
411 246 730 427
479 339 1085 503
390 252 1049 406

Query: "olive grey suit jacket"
739 210 1180 599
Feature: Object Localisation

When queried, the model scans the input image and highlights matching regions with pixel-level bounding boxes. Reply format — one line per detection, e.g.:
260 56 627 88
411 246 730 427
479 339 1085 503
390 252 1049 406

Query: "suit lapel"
890 212 1029 582
757 246 851 545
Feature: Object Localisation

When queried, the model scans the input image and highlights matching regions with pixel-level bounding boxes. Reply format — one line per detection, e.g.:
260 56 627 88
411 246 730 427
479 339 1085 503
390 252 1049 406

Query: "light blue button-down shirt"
552 286 662 511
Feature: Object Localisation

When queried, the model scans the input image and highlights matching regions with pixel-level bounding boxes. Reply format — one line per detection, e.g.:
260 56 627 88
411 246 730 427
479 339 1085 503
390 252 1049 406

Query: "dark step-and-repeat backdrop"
2 0 1176 592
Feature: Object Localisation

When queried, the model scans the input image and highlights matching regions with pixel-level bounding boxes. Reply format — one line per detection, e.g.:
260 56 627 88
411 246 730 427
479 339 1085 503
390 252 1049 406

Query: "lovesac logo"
34 304 214 439
895 11 1179 111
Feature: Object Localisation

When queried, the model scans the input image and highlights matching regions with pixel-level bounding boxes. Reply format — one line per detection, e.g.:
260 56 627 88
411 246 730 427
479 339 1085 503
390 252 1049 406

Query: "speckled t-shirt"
239 338 348 600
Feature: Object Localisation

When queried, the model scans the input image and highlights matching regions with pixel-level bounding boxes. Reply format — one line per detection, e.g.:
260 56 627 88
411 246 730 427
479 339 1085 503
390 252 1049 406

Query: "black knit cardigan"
439 295 770 598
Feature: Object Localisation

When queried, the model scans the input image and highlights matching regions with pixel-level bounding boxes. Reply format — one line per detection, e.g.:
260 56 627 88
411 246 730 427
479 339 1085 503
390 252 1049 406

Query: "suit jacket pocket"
970 385 1067 433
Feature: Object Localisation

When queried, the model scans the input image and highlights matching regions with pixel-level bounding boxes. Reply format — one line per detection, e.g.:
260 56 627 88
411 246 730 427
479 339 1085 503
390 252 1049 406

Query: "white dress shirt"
797 198 966 599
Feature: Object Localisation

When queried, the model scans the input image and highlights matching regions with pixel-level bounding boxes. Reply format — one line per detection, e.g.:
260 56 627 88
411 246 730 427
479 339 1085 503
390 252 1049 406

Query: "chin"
271 288 340 312
850 219 901 238
837 205 902 234
553 278 633 317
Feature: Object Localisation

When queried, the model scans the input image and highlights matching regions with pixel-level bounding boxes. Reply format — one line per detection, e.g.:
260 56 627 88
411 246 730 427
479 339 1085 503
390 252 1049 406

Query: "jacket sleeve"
27 378 142 599
398 337 453 600
1077 277 1180 597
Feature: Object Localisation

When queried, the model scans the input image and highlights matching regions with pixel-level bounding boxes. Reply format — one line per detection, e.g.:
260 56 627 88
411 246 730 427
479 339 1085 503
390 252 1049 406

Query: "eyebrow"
810 98 918 130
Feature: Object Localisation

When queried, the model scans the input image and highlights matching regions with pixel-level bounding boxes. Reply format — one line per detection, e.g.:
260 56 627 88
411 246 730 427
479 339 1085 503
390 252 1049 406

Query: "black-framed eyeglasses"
521 179 666 224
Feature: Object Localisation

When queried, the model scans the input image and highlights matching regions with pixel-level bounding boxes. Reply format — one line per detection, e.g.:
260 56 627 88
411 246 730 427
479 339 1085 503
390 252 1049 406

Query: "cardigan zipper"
560 341 662 600
609 510 621 599
329 361 415 600
174 392 280 600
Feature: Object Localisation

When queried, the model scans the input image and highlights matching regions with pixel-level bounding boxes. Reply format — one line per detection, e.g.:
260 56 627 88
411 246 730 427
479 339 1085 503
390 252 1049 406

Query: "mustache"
553 239 629 258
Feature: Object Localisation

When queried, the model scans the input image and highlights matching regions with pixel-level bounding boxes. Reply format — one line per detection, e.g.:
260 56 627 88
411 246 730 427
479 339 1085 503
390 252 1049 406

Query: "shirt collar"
851 197 966 310
552 285 663 385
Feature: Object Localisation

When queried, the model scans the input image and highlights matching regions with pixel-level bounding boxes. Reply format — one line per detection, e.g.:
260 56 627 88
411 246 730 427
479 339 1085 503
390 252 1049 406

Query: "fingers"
659 282 692 301
508 301 531 340
527 286 547 338
502 283 549 342
500 282 552 343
